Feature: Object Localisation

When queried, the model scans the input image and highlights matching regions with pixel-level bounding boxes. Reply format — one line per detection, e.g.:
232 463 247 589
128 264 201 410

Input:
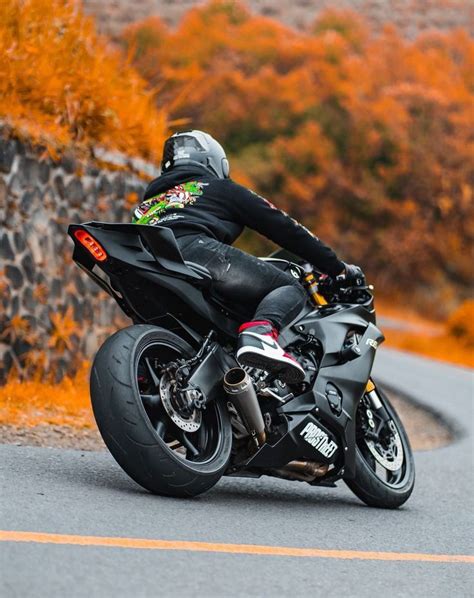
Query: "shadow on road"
44 449 398 513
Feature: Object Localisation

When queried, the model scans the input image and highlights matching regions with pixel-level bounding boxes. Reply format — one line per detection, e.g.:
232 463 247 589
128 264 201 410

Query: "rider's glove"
337 263 366 287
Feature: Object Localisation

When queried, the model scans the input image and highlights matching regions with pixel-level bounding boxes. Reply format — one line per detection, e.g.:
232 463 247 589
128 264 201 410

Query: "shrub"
0 0 167 159
123 2 474 305
447 300 474 346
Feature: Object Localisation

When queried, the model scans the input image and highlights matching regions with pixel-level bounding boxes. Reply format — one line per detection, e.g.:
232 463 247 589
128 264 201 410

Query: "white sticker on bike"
300 422 338 458
366 338 378 349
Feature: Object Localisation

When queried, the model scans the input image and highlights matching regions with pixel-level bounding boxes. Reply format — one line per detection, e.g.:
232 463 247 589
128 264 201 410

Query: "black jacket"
132 166 344 277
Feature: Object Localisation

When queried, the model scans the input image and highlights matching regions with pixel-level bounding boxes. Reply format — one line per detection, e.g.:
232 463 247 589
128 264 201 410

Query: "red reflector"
74 229 107 262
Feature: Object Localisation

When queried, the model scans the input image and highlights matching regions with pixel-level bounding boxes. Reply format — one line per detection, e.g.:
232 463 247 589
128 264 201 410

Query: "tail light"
74 229 107 262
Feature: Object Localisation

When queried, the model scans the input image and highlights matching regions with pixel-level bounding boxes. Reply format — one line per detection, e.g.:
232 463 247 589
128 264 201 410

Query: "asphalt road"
1 348 473 597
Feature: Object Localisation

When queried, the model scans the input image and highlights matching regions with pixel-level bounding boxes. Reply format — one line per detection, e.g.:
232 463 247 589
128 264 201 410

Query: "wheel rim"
356 395 412 489
135 340 223 465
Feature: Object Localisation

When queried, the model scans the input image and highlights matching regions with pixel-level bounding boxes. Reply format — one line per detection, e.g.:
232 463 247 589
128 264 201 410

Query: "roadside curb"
379 381 462 446
374 348 472 447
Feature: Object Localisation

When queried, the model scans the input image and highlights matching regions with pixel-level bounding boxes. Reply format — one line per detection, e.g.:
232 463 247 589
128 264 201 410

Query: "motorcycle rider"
132 130 364 383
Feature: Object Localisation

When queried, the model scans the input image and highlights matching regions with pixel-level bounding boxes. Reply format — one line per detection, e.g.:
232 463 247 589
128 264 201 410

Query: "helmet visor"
162 135 206 170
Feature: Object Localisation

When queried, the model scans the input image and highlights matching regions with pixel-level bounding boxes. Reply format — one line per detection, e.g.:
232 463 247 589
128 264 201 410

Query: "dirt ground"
0 393 452 453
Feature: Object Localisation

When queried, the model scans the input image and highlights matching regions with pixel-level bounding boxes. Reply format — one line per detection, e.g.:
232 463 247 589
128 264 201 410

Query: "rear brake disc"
160 372 202 433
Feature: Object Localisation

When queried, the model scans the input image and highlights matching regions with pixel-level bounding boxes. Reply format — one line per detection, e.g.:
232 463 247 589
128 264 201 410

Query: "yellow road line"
1 530 473 564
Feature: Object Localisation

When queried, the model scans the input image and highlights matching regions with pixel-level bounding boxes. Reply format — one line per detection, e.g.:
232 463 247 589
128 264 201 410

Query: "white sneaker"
236 320 305 384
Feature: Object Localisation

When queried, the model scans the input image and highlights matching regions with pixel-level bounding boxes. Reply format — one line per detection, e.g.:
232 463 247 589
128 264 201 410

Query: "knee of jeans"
286 278 307 300
276 281 307 307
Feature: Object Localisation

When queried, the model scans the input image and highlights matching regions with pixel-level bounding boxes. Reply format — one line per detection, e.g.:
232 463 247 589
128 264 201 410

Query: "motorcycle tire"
345 386 415 509
90 324 232 497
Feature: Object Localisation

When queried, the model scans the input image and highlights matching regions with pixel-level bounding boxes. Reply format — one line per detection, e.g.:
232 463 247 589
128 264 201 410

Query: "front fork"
366 379 383 409
304 272 328 306
364 379 391 432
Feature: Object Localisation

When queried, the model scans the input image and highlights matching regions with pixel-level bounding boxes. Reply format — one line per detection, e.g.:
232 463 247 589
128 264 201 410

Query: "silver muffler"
223 368 266 447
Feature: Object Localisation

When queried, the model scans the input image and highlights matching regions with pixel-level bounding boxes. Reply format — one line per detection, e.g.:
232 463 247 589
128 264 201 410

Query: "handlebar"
315 274 374 306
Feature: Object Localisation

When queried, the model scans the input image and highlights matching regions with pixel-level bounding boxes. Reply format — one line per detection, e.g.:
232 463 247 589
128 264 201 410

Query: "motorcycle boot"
236 320 305 384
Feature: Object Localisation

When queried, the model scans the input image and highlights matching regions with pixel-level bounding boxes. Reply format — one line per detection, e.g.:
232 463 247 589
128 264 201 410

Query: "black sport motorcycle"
68 222 415 508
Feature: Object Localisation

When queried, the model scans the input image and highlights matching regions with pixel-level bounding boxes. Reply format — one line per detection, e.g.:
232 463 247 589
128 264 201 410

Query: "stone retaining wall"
0 134 150 382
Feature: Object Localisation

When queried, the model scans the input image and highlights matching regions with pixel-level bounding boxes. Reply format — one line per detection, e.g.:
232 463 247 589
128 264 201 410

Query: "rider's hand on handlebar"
336 263 366 287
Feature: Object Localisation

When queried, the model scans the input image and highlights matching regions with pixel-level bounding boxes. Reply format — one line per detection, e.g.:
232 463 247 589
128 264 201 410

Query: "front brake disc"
365 421 404 471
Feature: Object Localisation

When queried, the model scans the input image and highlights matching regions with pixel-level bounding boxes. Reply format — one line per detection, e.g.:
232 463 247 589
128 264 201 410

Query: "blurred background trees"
1 0 472 317
121 1 473 313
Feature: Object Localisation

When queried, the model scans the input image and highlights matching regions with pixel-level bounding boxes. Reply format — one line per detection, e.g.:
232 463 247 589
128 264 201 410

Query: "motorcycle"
68 221 415 508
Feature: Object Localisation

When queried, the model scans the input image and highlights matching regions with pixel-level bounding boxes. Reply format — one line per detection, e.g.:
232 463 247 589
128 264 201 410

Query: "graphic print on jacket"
132 181 208 225
130 166 345 276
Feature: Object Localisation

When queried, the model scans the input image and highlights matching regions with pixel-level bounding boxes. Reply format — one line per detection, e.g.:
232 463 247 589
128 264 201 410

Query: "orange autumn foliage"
0 0 167 159
446 300 474 346
378 299 473 367
385 330 474 369
0 361 93 428
385 331 473 368
123 1 474 313
48 307 78 353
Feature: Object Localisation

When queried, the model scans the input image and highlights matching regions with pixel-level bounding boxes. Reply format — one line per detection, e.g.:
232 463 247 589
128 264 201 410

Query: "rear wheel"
346 385 415 508
90 325 232 497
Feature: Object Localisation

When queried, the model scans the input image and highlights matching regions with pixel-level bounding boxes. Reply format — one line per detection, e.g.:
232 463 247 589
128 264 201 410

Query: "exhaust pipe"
223 368 266 447
270 461 329 482
285 460 329 478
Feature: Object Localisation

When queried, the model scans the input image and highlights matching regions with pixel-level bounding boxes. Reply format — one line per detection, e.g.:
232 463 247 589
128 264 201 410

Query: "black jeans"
176 233 307 329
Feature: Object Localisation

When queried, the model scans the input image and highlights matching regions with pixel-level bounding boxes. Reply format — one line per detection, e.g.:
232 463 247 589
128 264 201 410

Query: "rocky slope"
83 0 473 38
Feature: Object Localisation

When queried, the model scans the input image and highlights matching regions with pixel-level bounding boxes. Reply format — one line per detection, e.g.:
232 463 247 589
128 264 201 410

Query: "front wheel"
90 324 232 497
345 385 415 508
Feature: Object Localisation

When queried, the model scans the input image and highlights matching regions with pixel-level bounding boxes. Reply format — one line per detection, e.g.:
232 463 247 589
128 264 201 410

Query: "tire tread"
90 325 231 498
